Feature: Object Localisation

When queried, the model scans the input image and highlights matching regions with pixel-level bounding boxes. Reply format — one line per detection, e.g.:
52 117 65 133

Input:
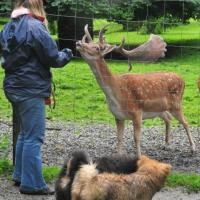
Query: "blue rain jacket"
0 14 72 97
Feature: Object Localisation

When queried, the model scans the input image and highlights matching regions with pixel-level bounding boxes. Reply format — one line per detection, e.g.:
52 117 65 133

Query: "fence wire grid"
0 0 199 163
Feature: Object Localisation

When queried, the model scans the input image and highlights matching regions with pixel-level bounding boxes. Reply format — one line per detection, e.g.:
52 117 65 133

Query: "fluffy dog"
55 152 171 200
55 151 138 200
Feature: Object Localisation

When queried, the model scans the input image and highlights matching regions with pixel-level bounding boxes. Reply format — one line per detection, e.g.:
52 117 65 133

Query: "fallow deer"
76 25 196 157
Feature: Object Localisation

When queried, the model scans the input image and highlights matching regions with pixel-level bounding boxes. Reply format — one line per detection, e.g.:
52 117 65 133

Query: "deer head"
76 24 116 61
76 24 167 71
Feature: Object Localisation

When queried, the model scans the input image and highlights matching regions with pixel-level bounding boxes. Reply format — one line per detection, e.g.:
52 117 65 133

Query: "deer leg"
161 112 172 145
115 119 125 153
133 113 142 158
172 109 196 152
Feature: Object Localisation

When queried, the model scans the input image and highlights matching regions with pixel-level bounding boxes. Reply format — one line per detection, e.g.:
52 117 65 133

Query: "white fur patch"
105 87 126 120
60 176 70 189
79 163 99 180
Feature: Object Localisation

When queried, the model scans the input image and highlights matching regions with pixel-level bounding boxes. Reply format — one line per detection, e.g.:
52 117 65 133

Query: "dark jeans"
5 93 47 190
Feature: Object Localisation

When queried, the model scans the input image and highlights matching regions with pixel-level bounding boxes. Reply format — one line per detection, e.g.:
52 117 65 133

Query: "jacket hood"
0 15 29 59
11 7 30 18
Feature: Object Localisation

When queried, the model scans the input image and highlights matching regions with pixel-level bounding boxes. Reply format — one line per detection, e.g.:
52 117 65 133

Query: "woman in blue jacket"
0 0 72 195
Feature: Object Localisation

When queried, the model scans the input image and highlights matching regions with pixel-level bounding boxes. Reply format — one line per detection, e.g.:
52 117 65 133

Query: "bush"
49 20 58 35
139 18 163 34
139 15 180 35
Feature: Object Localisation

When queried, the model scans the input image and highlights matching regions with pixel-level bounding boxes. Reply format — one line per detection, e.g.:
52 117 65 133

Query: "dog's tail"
67 151 90 178
55 151 90 200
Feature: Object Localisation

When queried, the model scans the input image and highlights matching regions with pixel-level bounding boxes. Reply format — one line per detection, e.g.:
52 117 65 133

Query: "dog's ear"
137 155 172 177
159 163 172 176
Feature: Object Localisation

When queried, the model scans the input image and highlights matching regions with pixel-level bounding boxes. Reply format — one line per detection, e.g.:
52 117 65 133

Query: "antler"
99 24 109 45
115 34 167 62
82 24 93 43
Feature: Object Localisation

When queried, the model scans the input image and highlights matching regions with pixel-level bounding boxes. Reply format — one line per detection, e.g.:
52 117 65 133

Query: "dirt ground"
0 178 200 200
0 121 200 200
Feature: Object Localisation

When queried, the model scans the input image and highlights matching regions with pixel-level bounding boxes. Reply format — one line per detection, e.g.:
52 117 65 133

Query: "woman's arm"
29 22 73 68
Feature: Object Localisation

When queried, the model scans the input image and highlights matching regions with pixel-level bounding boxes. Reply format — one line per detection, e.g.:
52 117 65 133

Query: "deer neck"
87 57 120 99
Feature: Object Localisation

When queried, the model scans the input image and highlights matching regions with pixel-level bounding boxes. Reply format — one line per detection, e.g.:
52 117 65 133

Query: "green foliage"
139 15 179 35
0 159 13 175
139 20 159 34
93 19 123 34
0 136 12 175
49 20 58 35
0 136 9 151
43 166 60 183
167 172 200 193
46 0 200 29
0 17 9 24
47 0 98 16
0 0 11 12
0 135 10 159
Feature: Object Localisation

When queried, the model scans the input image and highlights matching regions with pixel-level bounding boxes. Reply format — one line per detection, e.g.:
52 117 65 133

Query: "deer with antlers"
76 25 195 157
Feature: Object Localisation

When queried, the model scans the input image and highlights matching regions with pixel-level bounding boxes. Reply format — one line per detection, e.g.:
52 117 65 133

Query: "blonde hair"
14 0 48 27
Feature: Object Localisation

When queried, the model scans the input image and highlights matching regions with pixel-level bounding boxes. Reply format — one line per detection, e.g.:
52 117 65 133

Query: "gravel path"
0 120 200 200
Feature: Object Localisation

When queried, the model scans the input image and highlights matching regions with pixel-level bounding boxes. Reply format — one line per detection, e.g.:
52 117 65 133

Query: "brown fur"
71 155 172 200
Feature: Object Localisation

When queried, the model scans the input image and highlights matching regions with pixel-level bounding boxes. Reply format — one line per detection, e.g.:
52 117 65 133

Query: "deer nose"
76 41 82 50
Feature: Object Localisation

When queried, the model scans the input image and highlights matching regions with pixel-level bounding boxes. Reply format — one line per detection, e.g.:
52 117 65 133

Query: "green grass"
0 159 59 183
166 172 200 193
0 135 58 180
95 19 200 46
46 48 200 126
0 135 10 151
94 19 123 34
0 18 199 125
0 47 199 125
1 158 200 193
0 159 13 174
43 166 60 183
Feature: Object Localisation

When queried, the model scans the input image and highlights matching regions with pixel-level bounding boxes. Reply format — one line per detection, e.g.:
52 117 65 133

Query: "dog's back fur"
95 154 138 174
55 151 138 200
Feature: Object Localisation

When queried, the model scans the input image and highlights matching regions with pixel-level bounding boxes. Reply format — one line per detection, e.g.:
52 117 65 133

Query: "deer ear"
101 45 116 56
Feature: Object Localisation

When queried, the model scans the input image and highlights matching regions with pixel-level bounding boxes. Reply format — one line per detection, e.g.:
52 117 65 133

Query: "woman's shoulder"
26 16 52 45
27 16 47 34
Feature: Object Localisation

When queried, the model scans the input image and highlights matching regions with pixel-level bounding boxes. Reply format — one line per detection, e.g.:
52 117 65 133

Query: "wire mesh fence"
0 0 199 164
